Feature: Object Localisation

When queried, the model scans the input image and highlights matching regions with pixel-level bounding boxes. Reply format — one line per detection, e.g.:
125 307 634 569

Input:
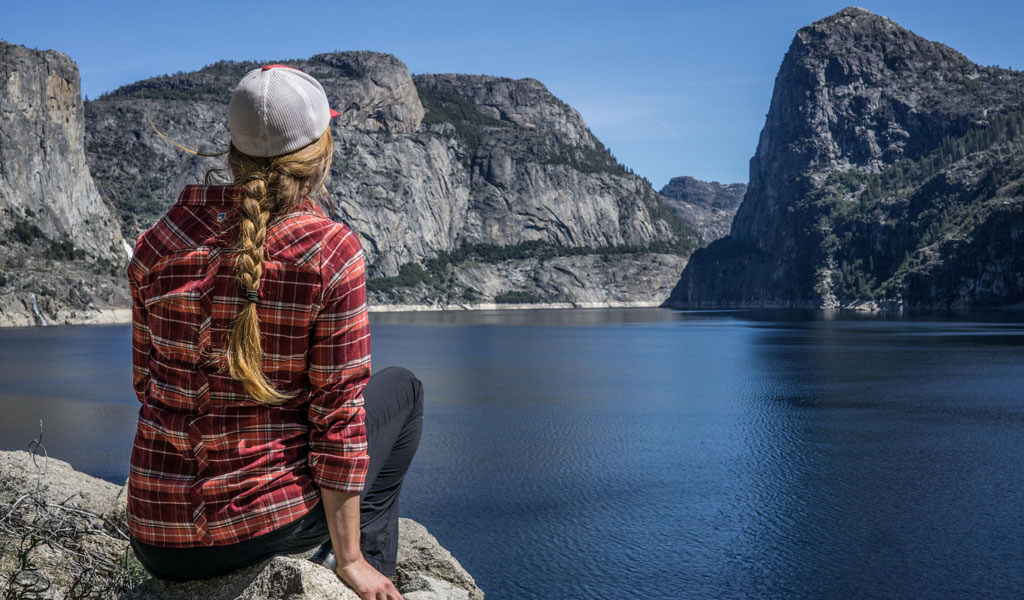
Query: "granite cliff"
0 42 129 326
657 176 746 243
669 7 1024 309
84 53 697 310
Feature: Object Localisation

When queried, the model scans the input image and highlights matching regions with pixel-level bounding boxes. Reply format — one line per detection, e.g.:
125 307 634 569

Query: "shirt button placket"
188 416 211 544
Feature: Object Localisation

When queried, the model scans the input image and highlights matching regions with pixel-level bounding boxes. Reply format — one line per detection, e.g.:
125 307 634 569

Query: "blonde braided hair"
225 128 334 404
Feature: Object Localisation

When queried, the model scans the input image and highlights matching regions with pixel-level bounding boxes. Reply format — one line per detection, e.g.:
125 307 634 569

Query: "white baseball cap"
228 64 340 157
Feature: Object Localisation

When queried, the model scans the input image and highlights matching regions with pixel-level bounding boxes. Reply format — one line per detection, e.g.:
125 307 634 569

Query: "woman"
126 64 420 600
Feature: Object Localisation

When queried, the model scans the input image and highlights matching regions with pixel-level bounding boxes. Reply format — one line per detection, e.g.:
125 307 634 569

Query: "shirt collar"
174 184 240 207
173 184 329 219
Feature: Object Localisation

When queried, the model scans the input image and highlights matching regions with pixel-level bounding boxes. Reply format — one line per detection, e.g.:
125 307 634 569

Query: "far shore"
5 298 1023 328
0 300 668 328
370 300 663 312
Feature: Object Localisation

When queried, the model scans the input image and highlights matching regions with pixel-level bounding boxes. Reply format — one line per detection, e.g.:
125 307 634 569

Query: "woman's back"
128 65 412 599
127 183 371 547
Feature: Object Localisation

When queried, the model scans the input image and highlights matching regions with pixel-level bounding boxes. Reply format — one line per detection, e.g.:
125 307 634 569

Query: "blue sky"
5 1 1024 189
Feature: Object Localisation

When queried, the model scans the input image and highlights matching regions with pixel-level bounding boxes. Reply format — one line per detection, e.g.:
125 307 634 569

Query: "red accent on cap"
259 64 340 120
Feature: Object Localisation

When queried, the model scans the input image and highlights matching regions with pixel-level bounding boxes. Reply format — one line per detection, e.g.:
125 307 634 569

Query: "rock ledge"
0 450 483 599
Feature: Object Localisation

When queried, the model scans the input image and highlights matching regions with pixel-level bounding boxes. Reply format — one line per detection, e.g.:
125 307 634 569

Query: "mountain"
668 7 1024 310
658 176 746 243
84 53 698 309
0 42 128 326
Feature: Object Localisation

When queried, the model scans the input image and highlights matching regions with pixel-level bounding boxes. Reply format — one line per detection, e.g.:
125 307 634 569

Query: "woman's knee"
374 366 423 414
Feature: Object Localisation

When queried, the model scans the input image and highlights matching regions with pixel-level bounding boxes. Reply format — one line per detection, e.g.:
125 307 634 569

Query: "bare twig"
1 421 147 599
27 420 48 496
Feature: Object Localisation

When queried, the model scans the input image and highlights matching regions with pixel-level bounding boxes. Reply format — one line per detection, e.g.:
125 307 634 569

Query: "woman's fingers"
335 556 403 600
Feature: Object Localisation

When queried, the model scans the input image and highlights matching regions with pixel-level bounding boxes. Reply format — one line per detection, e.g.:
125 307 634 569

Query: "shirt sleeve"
306 227 371 493
128 258 151 403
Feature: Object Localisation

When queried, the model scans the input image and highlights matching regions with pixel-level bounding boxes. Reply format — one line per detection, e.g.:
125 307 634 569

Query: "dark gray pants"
131 366 424 580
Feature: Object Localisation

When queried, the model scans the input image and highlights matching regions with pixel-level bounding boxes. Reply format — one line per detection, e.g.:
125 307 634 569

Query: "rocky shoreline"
369 299 662 312
0 301 670 327
0 306 132 328
0 450 484 599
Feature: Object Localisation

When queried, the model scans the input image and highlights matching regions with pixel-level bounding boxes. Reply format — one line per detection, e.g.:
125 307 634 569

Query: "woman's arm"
321 489 402 600
307 227 401 599
306 228 372 495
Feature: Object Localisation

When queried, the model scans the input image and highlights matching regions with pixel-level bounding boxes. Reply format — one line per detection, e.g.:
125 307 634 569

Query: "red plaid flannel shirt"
126 184 370 547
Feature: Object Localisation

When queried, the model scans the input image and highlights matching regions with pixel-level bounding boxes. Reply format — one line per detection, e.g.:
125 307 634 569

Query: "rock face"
0 450 484 600
0 42 128 326
669 7 1024 309
658 176 746 243
369 251 687 308
393 519 483 600
452 253 687 306
84 52 697 309
124 556 361 600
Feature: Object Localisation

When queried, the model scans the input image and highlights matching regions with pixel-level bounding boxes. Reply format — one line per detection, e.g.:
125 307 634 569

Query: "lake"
2 308 1023 599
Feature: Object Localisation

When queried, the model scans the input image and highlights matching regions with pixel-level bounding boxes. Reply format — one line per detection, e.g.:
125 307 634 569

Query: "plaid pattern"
127 184 370 547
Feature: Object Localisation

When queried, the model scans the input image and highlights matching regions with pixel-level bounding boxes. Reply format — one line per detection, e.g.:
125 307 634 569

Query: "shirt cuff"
308 451 369 493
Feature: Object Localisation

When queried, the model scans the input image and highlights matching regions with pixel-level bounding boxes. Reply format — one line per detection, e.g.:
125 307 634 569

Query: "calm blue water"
2 308 1024 599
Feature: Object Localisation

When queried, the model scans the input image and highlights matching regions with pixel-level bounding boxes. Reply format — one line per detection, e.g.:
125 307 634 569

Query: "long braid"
223 129 334 405
236 178 270 288
226 174 291 404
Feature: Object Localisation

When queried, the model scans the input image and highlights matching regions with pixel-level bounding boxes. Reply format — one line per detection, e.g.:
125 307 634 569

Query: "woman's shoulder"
268 210 363 271
128 185 233 275
319 220 364 274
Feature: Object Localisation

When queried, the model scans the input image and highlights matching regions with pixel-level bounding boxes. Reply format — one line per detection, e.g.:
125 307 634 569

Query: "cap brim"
329 108 341 118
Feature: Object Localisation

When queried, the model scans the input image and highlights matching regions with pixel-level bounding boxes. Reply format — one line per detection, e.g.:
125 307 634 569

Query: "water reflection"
730 318 1024 598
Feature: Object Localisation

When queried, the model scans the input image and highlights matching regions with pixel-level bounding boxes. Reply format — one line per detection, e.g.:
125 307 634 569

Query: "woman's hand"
335 556 403 600
321 488 403 600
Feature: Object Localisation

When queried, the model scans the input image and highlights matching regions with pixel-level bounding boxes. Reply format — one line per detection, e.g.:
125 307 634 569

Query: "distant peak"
810 6 898 29
790 5 971 69
837 6 872 17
